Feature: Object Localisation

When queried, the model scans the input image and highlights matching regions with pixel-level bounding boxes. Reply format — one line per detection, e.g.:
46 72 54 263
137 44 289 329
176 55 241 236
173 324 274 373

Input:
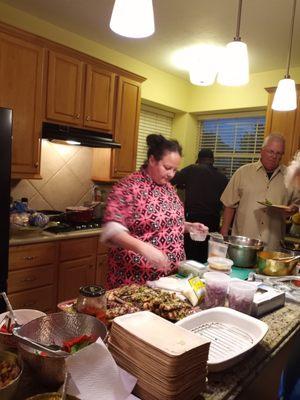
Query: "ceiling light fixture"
110 0 155 39
189 45 220 86
272 0 297 111
217 0 249 86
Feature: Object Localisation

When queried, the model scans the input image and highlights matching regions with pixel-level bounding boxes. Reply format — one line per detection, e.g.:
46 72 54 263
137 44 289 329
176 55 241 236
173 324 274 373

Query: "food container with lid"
228 281 257 314
203 272 230 308
207 256 233 274
76 285 107 323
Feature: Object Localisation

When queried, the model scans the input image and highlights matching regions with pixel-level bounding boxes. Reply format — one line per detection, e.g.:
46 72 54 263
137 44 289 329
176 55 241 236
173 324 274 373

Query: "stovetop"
45 218 102 234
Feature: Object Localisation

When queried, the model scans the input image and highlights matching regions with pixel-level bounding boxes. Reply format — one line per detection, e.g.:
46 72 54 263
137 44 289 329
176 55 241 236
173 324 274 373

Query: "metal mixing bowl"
257 251 298 276
0 350 23 400
16 312 107 388
223 235 265 268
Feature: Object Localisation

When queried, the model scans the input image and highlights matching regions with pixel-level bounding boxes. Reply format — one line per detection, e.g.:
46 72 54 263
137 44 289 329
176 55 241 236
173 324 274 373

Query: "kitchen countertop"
9 228 103 246
15 302 300 400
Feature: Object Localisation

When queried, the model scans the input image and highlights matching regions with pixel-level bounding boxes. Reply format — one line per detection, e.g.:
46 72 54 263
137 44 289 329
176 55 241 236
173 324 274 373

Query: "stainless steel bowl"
224 235 265 268
257 251 298 276
26 393 80 400
16 312 107 388
0 350 23 400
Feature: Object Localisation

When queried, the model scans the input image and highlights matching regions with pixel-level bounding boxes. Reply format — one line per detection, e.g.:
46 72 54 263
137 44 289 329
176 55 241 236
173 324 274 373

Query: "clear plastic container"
228 281 256 314
208 239 228 258
203 271 230 308
207 256 233 273
76 285 107 323
178 260 208 277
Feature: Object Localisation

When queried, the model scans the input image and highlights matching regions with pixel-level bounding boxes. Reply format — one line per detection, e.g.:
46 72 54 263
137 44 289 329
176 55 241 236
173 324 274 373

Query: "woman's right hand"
139 242 169 270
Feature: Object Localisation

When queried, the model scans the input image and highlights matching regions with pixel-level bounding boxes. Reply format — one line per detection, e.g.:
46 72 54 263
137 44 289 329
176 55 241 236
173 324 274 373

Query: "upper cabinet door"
265 86 300 165
46 51 84 125
84 65 116 132
111 76 141 178
0 32 44 178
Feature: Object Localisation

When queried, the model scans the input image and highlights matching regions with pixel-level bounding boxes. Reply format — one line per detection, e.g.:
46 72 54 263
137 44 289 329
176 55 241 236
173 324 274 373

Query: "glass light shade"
217 41 249 86
110 0 155 38
189 47 219 86
272 78 297 111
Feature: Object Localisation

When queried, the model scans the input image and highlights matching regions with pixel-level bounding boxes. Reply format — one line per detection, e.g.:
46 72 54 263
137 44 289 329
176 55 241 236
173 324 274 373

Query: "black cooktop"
45 218 102 234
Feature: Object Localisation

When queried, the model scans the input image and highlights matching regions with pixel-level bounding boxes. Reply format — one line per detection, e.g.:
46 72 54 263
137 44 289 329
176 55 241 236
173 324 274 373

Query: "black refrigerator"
0 107 12 313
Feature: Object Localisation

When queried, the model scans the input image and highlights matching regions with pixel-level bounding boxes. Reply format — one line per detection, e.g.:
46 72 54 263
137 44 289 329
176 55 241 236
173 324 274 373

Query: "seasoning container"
76 285 107 323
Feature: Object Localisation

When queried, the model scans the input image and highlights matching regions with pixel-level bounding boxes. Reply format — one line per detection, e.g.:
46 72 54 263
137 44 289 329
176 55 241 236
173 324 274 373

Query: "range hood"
42 122 121 148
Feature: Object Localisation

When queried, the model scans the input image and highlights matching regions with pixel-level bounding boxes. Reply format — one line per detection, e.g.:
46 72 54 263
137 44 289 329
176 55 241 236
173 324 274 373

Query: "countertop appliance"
0 108 12 312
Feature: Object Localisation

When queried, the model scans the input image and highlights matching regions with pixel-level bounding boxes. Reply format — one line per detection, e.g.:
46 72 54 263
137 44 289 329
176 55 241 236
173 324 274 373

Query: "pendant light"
272 0 297 111
110 0 155 39
189 45 220 86
217 0 249 86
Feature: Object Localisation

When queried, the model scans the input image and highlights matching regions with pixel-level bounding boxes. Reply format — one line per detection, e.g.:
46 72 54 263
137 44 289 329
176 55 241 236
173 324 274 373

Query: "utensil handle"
61 371 70 400
0 292 17 325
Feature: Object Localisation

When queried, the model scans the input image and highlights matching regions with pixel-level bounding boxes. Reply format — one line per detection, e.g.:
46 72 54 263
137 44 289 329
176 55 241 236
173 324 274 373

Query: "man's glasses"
264 149 284 158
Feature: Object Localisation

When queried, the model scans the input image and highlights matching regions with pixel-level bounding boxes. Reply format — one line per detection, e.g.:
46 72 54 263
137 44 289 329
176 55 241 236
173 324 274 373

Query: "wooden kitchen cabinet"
46 51 84 125
0 30 44 179
58 256 96 302
58 236 98 301
96 241 108 287
8 242 59 312
265 85 300 165
91 76 142 181
46 50 116 132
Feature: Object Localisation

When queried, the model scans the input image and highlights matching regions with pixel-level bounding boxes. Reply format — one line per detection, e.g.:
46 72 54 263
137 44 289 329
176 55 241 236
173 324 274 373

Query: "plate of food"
257 199 290 211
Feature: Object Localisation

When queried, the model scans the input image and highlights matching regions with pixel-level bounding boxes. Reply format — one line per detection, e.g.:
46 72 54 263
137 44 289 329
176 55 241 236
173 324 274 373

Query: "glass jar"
76 285 107 323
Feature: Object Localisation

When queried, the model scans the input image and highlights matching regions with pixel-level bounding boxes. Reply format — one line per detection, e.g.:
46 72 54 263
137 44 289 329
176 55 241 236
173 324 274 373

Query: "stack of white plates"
108 311 210 400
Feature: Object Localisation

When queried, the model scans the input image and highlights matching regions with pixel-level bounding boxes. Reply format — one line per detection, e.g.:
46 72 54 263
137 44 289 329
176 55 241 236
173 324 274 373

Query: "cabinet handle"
75 114 80 119
21 276 37 283
34 162 39 168
24 256 36 260
86 115 91 121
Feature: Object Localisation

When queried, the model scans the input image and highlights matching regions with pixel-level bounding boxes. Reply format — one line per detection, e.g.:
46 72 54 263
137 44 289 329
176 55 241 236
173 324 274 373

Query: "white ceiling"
2 0 300 81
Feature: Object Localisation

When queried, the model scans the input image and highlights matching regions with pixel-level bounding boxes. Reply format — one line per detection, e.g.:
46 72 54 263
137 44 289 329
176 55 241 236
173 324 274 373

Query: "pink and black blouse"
103 168 185 289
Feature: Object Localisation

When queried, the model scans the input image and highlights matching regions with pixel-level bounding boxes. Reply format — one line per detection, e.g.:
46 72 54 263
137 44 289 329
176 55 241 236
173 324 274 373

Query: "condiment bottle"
76 285 107 323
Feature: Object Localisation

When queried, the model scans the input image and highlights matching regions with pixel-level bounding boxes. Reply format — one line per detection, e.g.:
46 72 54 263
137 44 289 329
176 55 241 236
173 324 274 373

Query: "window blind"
199 116 265 178
136 105 174 170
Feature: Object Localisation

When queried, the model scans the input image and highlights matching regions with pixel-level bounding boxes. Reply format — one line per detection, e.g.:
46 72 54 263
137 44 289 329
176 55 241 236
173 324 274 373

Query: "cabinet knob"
34 162 39 168
24 256 36 260
75 114 80 119
86 115 91 121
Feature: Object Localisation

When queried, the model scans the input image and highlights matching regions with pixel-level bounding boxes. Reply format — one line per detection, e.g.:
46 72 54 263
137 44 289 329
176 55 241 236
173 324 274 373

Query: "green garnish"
265 198 273 205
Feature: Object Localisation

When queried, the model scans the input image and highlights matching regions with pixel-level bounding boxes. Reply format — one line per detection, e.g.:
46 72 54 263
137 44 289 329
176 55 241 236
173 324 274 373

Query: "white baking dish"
176 307 268 371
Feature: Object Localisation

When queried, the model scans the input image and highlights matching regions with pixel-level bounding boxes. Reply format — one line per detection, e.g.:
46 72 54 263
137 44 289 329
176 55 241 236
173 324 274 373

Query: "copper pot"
257 251 298 276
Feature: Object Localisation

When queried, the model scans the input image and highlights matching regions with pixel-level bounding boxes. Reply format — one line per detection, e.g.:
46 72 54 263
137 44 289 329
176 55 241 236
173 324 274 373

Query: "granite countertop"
10 228 103 246
15 302 300 400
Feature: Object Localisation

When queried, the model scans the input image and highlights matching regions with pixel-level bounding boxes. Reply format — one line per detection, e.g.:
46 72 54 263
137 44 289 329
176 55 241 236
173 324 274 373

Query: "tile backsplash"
11 140 94 211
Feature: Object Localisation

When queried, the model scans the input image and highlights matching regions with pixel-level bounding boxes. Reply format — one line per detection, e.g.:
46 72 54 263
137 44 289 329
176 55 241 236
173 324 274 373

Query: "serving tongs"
12 326 69 357
272 254 300 262
0 291 22 329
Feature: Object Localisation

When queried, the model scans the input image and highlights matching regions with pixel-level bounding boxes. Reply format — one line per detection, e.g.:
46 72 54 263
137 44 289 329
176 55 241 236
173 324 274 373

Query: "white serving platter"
176 307 268 371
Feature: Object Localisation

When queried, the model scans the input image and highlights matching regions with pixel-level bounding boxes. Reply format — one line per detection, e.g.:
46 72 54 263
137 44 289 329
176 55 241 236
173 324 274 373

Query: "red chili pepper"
62 335 94 353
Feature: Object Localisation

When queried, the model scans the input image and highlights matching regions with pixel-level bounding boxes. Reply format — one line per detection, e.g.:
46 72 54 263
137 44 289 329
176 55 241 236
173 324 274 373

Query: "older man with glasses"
220 133 300 251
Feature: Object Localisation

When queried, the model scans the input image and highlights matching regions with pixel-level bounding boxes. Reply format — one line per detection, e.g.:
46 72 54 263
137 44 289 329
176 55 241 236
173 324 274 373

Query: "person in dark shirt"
172 149 228 262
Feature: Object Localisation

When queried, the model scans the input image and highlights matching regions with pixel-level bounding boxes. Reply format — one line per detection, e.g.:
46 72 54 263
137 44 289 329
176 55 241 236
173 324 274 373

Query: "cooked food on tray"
0 357 21 388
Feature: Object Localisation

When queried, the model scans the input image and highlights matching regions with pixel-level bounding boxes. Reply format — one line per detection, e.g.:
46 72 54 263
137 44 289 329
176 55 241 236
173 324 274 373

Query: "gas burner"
45 218 102 234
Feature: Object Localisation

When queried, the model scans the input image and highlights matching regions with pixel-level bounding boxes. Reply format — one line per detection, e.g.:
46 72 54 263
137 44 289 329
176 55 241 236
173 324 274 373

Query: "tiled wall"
11 140 94 211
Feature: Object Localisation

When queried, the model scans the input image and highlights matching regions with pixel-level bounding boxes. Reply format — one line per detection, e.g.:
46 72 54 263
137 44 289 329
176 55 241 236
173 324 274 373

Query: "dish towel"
65 337 139 400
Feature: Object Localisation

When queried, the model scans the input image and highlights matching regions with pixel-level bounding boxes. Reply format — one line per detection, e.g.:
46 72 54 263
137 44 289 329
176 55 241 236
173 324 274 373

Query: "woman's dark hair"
143 134 182 166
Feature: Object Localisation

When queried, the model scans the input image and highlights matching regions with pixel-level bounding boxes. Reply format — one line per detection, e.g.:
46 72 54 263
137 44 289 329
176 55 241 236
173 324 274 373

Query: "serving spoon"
0 291 22 328
12 326 69 357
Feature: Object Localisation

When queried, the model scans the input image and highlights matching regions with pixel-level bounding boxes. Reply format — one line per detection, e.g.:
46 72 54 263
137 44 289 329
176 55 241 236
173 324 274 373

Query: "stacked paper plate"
108 311 210 400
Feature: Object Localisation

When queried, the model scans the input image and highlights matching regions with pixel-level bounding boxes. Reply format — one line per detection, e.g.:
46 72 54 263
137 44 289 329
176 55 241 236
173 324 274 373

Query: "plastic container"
76 285 107 323
208 239 228 258
207 257 233 273
228 281 257 315
189 225 208 241
203 272 230 308
178 260 208 277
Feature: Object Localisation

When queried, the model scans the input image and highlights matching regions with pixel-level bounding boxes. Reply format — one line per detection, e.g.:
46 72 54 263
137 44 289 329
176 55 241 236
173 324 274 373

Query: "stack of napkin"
108 311 210 400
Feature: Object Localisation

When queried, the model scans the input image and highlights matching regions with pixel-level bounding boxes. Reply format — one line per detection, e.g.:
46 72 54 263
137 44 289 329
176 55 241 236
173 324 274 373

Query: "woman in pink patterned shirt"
102 134 208 289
